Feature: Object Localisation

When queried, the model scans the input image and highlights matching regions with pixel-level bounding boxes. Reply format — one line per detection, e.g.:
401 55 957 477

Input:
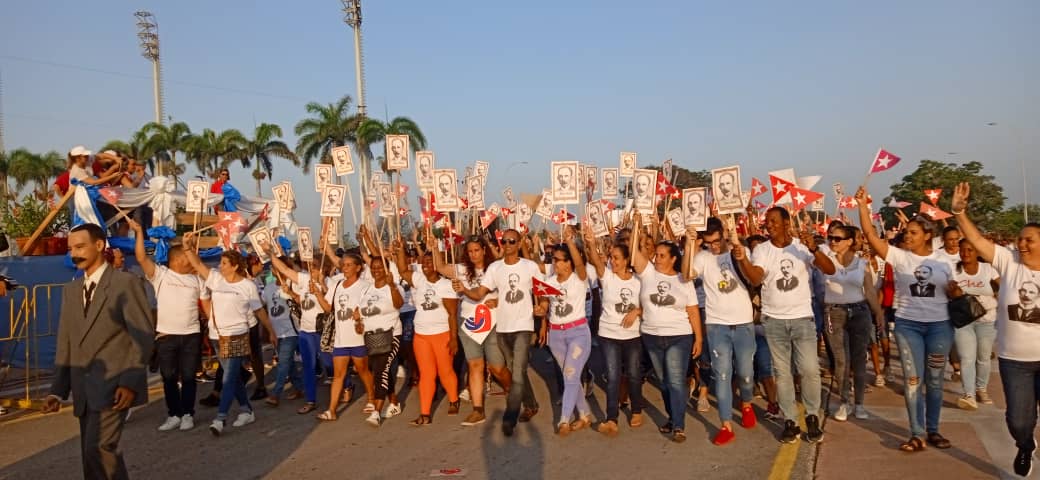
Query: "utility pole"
135 11 166 175
341 0 367 118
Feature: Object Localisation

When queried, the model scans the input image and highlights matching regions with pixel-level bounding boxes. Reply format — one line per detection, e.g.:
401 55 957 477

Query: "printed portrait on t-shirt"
615 287 636 314
361 294 381 316
301 295 316 311
1009 281 1040 324
718 260 739 293
336 295 351 321
776 259 799 292
269 295 287 318
910 265 937 297
650 281 676 307
420 289 439 311
505 273 525 304
553 289 574 317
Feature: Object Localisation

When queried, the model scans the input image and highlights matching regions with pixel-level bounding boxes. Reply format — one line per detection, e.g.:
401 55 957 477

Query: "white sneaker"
158 416 182 431
179 414 195 431
459 388 471 402
854 405 868 420
384 403 402 418
366 411 381 427
833 403 849 422
957 395 978 410
232 411 256 427
209 419 224 436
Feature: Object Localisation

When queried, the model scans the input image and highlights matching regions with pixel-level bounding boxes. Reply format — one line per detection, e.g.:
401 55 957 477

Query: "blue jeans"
754 330 773 381
893 318 953 437
298 331 336 403
212 340 252 420
707 324 757 424
601 336 644 422
763 316 821 420
272 336 302 398
998 358 1040 451
642 334 693 430
548 324 592 423
498 331 538 425
953 321 996 395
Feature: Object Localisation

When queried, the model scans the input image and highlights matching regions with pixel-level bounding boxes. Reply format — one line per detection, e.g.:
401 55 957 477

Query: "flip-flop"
899 436 926 453
297 403 317 415
316 410 337 421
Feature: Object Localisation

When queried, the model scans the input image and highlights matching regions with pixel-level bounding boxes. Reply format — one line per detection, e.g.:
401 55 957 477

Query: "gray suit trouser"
79 409 129 480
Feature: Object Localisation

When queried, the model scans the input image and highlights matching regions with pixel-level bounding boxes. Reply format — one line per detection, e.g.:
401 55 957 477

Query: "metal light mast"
341 0 367 118
135 11 166 175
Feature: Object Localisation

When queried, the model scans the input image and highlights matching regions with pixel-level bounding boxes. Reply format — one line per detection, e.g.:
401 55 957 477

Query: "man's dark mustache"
71 256 87 265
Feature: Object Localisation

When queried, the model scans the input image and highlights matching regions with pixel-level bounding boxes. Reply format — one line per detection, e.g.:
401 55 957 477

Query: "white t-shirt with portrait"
952 262 999 323
205 271 261 337
263 282 298 338
693 250 753 325
545 273 588 326
291 271 323 333
638 268 697 336
149 265 207 335
411 274 456 335
990 246 1040 361
598 269 641 340
823 255 868 305
884 248 952 322
325 278 372 348
751 240 816 320
480 258 543 333
359 283 403 336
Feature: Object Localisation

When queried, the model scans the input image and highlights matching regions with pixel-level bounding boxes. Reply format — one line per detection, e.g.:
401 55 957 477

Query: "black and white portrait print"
553 289 574 317
615 287 636 314
336 294 351 321
361 294 382 316
420 289 439 311
717 260 739 294
505 273 525 304
551 161 579 204
301 294 317 311
776 258 799 292
650 281 676 307
269 295 287 318
1009 281 1040 324
910 265 936 297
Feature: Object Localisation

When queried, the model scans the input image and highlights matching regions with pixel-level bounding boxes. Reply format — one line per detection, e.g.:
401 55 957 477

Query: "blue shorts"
333 346 367 358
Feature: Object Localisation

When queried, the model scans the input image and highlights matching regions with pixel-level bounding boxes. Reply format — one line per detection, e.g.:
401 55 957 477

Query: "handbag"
319 283 340 353
364 328 394 356
212 308 252 359
949 294 987 328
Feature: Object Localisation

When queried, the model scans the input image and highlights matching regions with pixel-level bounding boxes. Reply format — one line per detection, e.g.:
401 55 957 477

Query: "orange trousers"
414 331 459 415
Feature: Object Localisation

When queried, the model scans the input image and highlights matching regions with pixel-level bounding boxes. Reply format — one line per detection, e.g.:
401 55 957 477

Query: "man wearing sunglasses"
456 229 548 437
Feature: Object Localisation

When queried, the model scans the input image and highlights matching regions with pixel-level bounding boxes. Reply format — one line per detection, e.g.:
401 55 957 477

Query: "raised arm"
630 215 650 274
683 226 700 281
128 219 156 279
428 235 457 279
582 225 607 278
386 269 405 310
392 239 416 287
268 251 301 284
733 236 764 287
563 227 587 281
950 182 996 262
181 234 210 280
855 186 889 260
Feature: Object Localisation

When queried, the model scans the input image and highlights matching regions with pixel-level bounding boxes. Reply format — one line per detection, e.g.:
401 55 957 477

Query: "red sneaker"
741 405 757 429
713 427 735 446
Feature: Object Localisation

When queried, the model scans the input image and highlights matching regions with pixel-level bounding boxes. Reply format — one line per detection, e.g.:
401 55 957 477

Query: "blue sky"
2 1 1037 230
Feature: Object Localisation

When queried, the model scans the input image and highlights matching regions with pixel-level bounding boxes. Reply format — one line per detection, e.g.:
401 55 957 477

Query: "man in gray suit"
43 223 154 480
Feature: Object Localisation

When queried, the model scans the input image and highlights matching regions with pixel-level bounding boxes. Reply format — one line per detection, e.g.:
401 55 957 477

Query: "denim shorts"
459 328 505 367
333 346 367 357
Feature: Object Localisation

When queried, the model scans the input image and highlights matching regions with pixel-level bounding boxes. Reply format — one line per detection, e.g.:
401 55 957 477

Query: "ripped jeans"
893 318 954 437
548 324 592 424
706 323 757 425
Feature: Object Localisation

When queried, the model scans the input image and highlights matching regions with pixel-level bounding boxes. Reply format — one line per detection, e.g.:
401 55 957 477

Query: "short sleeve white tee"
359 283 403 336
952 262 999 323
205 271 261 336
69 165 90 182
823 255 868 305
884 248 952 322
546 273 588 325
990 246 1040 361
598 269 641 340
263 283 298 338
325 278 372 348
480 258 542 333
149 265 205 335
751 240 816 319
638 268 696 336
291 271 323 333
693 250 753 325
412 274 456 335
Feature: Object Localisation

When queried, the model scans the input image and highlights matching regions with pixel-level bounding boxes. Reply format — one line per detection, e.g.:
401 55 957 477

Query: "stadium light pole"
135 11 166 175
341 0 367 118
986 122 1029 223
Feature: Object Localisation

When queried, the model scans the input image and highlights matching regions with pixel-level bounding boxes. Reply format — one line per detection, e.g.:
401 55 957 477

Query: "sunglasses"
828 236 849 242
502 238 519 245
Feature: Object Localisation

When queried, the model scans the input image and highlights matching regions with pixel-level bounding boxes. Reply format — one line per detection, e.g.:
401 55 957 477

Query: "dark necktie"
84 282 96 314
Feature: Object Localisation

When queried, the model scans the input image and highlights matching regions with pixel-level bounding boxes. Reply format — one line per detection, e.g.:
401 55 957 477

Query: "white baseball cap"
69 145 92 157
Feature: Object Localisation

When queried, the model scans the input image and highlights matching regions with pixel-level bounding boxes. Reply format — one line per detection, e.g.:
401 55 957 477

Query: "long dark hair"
463 239 494 283
611 244 635 274
657 241 683 273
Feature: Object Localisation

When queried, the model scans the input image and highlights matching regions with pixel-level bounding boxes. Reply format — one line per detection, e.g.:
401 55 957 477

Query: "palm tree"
242 123 298 195
9 149 64 200
355 116 427 173
143 121 193 182
102 128 156 172
0 150 12 214
187 128 248 179
293 96 360 173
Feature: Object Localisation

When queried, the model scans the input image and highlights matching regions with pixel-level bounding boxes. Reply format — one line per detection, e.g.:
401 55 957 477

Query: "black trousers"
79 409 129 480
157 333 201 417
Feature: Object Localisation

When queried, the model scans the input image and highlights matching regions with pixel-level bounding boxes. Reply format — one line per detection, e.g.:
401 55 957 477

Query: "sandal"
658 422 673 434
316 410 338 421
672 429 687 443
409 415 432 426
286 390 303 400
297 402 317 415
926 432 951 449
448 400 461 416
629 413 644 428
363 403 375 414
570 414 592 431
264 397 279 407
899 436 926 453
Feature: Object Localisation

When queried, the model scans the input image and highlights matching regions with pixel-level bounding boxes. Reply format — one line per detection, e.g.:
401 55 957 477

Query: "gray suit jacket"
50 266 155 417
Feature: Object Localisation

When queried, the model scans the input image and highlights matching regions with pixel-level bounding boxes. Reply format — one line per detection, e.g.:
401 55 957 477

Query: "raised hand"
854 186 869 207
951 182 970 213
128 219 143 234
183 233 198 250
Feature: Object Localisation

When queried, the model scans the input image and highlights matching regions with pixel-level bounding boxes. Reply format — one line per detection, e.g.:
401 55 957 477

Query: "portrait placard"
377 183 396 217
297 227 314 262
619 152 637 178
585 165 598 196
433 169 460 211
332 145 354 176
320 184 347 217
712 165 744 215
682 187 708 229
326 217 339 245
666 208 685 237
248 226 277 264
385 134 410 171
632 169 656 214
314 164 334 193
474 161 489 179
465 175 485 210
185 180 209 213
536 188 555 219
586 201 609 238
415 151 435 191
551 161 579 205
502 187 516 208
601 168 619 198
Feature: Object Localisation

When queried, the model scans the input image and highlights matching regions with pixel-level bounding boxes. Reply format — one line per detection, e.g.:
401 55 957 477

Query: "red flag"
838 196 856 210
768 174 797 203
753 200 768 211
790 187 824 211
870 148 901 174
919 202 952 221
551 208 574 225
887 198 911 209
419 195 444 224
480 209 498 229
495 230 504 246
655 172 677 197
397 184 409 196
99 187 123 205
532 277 563 297
924 188 942 205
217 224 234 250
750 178 768 198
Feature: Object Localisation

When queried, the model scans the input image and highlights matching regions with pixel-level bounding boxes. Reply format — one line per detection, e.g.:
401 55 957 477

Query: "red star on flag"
924 189 942 205
768 174 797 204
790 187 824 211
869 148 902 174
532 277 563 297
750 178 767 198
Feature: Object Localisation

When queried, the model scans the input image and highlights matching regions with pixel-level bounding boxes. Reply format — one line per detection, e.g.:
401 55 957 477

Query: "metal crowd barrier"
0 284 64 410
